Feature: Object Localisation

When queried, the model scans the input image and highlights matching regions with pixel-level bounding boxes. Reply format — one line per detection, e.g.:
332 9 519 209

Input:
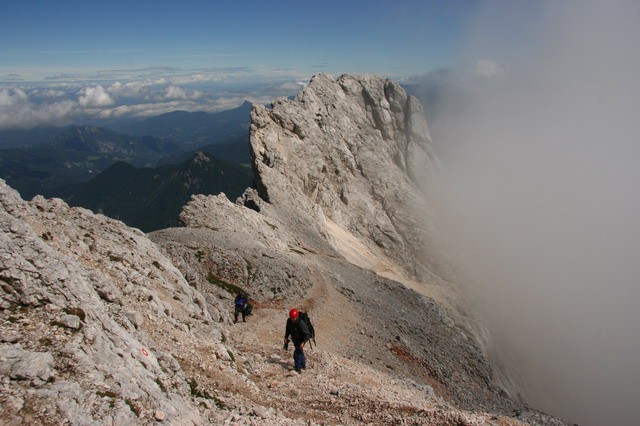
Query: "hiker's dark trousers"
293 342 306 370
234 306 245 322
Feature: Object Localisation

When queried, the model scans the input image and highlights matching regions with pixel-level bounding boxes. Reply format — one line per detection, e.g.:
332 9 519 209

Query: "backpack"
298 311 316 348
242 303 253 316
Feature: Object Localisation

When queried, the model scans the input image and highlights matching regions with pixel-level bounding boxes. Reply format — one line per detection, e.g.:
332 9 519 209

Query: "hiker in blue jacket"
234 292 248 323
283 308 311 373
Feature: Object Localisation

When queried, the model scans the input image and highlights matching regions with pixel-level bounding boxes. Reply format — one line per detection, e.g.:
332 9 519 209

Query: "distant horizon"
2 1 474 83
0 0 541 128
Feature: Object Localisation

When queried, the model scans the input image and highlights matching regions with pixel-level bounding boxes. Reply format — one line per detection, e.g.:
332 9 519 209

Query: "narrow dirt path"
229 276 363 375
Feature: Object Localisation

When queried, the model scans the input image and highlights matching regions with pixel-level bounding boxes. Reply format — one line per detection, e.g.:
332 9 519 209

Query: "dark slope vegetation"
156 135 251 166
48 151 253 232
0 104 254 199
0 125 67 149
0 125 181 198
109 101 253 149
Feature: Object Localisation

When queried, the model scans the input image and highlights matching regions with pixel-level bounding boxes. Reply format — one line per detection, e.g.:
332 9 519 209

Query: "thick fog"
427 1 640 425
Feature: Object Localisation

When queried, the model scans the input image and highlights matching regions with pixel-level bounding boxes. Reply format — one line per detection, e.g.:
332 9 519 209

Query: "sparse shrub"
187 379 229 410
125 399 141 416
39 337 53 347
206 272 245 295
97 390 118 399
213 397 228 410
188 378 214 399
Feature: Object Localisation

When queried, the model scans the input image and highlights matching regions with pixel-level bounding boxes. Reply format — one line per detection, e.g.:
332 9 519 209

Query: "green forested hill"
47 151 253 232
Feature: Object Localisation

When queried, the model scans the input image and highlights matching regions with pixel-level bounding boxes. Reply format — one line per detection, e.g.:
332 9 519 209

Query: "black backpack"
243 303 253 316
298 311 316 348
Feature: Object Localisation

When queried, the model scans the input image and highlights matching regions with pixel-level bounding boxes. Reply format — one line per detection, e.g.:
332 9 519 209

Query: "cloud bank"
0 87 75 128
431 2 640 425
78 85 114 108
0 73 309 128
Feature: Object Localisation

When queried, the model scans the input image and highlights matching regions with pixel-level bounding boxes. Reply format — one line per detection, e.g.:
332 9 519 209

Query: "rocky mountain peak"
0 75 566 425
243 73 447 282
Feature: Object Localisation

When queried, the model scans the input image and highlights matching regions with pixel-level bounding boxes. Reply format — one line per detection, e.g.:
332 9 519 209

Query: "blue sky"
0 0 541 127
1 0 472 81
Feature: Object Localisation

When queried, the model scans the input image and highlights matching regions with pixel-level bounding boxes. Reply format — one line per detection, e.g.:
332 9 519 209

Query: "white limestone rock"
247 73 449 282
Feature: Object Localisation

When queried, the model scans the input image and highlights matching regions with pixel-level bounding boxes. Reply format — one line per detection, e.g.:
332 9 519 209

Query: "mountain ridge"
0 104 254 200
0 74 567 425
108 101 253 149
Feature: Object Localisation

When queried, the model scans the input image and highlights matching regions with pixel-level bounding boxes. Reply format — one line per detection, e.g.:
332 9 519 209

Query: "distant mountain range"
0 102 252 151
0 103 256 232
156 136 250 166
48 151 253 232
0 103 254 200
105 101 253 150
0 125 183 199
0 125 67 149
0 124 186 199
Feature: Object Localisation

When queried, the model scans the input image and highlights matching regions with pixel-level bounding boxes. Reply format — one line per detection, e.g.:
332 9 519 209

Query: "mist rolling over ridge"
2 0 639 423
428 1 640 425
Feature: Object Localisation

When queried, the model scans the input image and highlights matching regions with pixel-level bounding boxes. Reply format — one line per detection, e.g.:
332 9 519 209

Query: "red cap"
289 308 299 319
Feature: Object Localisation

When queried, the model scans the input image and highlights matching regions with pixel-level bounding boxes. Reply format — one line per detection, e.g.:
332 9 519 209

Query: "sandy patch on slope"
325 219 455 308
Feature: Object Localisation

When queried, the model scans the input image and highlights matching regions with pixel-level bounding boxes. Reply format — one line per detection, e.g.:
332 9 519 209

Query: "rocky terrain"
0 74 567 425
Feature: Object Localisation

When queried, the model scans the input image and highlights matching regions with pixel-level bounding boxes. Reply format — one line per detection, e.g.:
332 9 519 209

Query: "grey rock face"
248 73 448 282
0 346 54 384
0 180 217 424
152 192 314 302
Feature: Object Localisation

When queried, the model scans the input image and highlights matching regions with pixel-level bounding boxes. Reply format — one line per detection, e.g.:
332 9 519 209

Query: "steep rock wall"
248 74 449 282
0 180 255 425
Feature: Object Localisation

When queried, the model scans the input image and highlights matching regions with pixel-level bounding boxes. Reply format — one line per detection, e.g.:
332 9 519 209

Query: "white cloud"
163 85 204 100
272 81 307 92
0 87 75 128
0 87 28 105
475 59 503 77
97 100 199 118
29 88 67 99
108 81 141 97
78 85 114 107
171 74 209 84
164 85 189 100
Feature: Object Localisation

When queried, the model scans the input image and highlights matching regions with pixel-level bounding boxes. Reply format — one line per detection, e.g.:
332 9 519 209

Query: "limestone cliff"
247 73 449 283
